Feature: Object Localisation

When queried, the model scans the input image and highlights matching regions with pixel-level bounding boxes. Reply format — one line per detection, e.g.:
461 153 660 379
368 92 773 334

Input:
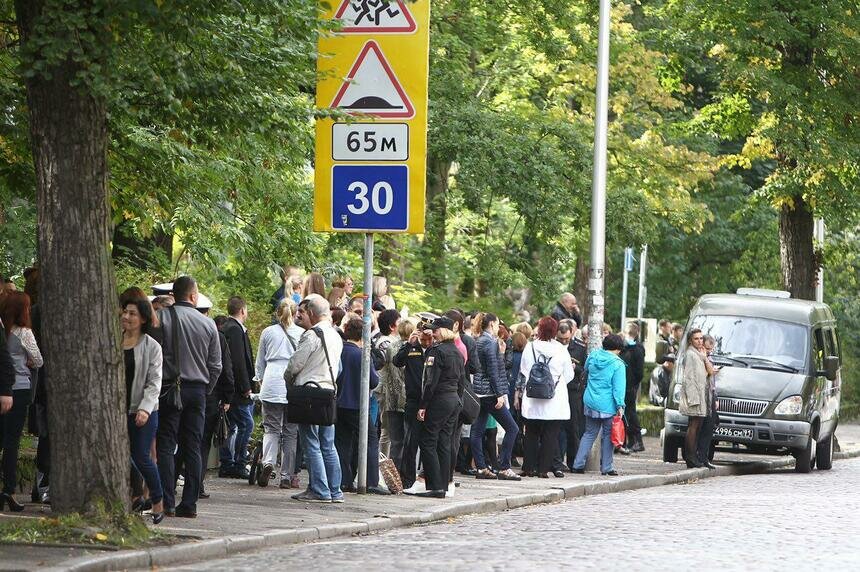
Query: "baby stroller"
247 435 265 486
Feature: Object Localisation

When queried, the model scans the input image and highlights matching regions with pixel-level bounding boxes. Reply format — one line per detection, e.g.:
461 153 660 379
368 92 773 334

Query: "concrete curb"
52 450 859 572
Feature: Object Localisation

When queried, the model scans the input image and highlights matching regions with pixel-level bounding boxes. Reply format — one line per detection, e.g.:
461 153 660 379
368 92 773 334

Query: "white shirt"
519 339 574 420
255 323 303 403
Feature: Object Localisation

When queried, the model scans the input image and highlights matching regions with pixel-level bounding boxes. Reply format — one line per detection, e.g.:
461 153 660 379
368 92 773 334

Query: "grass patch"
0 503 168 548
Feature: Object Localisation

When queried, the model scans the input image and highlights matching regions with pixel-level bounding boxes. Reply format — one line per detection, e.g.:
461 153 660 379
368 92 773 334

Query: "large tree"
660 0 860 300
14 0 127 513
9 0 323 514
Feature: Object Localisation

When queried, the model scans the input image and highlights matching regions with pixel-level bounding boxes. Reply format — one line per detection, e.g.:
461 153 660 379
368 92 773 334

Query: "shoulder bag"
457 350 480 423
159 306 183 410
286 327 338 426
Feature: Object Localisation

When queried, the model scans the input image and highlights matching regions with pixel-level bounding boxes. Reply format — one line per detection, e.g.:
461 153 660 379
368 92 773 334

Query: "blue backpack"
525 345 558 399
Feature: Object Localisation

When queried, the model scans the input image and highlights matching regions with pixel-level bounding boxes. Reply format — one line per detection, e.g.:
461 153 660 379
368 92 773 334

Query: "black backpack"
525 345 558 399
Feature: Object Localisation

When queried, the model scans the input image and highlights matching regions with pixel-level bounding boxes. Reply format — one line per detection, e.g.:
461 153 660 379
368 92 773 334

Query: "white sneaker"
403 479 427 495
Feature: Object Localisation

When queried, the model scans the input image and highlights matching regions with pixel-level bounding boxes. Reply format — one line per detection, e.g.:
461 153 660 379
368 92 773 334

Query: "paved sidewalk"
3 424 860 571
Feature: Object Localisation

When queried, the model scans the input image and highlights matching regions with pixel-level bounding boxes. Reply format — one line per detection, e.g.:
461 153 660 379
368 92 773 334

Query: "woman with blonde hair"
327 287 347 312
255 297 304 488
302 272 326 299
332 275 354 297
512 322 534 340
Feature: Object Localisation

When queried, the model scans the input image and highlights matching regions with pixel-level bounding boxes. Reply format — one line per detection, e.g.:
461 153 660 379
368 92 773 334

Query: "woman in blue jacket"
468 313 521 481
572 334 626 476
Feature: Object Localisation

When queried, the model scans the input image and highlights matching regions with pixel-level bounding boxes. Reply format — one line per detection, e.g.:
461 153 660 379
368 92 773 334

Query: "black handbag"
214 407 229 445
160 306 183 410
286 327 338 426
459 379 480 424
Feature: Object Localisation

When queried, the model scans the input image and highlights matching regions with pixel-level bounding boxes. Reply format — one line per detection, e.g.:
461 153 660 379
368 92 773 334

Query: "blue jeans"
469 397 519 471
573 415 615 473
298 424 342 500
220 402 254 469
129 411 163 504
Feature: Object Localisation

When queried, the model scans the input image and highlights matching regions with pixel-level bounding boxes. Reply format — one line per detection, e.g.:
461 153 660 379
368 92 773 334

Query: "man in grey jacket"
156 276 222 517
284 294 344 502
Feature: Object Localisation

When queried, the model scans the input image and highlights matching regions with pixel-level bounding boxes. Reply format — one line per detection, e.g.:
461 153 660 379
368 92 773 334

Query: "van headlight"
672 383 681 404
774 395 803 415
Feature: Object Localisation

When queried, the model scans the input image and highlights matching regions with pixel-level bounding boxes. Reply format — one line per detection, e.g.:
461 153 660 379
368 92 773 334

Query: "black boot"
631 434 645 453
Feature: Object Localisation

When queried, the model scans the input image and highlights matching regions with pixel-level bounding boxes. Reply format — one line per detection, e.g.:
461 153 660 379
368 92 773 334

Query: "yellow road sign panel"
314 0 429 234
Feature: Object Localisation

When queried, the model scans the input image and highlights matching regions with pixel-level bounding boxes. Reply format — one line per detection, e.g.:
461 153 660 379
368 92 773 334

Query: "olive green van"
663 289 842 473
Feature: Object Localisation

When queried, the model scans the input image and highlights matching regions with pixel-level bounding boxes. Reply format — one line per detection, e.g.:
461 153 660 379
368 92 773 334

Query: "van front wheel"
794 433 817 473
816 433 834 470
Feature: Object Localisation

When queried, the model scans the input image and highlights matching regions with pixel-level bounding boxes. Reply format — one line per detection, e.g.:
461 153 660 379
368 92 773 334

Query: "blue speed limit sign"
332 165 409 231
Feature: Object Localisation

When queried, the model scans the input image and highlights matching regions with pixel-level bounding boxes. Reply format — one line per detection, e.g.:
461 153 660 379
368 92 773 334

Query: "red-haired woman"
0 292 43 511
516 317 574 478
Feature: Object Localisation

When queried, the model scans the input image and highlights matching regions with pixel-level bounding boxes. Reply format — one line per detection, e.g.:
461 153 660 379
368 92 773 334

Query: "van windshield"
688 315 807 372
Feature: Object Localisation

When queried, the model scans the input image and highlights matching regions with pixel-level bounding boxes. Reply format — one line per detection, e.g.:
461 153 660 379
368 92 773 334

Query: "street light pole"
585 0 611 471
586 0 611 355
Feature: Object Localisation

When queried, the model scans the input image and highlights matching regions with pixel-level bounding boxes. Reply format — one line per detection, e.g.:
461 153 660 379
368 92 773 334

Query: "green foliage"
3 1 860 410
0 501 164 547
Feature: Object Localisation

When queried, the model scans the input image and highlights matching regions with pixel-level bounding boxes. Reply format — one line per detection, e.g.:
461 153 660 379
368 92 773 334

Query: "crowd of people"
0 267 708 520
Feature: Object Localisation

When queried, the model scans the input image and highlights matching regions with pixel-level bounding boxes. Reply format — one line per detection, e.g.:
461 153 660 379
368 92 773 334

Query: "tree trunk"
16 0 128 514
423 157 451 289
779 194 816 301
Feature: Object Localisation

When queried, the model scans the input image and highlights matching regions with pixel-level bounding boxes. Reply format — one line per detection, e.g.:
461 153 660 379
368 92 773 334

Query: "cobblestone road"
174 458 860 571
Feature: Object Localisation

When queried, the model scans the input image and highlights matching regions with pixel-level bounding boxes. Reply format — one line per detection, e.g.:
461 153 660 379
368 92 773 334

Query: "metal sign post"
636 244 648 341
314 0 430 493
620 247 632 331
585 0 611 471
357 233 374 493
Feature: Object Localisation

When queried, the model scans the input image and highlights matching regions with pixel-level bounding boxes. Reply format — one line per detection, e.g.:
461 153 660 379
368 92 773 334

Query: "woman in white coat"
255 298 303 488
515 316 574 478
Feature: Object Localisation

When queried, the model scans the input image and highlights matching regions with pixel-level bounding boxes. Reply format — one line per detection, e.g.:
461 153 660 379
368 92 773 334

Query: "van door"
822 327 842 434
811 328 827 430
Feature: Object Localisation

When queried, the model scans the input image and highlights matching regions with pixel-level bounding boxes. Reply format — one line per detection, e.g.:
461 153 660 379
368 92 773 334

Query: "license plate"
714 426 754 439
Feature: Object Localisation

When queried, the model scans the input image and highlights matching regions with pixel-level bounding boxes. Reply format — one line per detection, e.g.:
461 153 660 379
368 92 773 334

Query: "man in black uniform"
393 312 437 488
415 316 466 498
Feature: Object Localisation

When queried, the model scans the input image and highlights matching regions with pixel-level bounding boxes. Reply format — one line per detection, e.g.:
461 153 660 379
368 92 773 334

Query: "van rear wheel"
816 433 834 470
794 433 817 473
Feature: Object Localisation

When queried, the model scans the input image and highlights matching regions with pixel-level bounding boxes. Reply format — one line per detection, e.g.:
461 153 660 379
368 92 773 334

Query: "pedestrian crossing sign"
334 0 417 34
314 0 429 234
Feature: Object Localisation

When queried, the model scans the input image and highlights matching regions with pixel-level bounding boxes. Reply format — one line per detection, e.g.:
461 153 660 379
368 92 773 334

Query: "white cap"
150 282 212 310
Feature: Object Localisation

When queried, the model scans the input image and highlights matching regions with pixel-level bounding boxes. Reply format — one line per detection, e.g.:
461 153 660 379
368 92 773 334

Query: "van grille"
718 397 769 416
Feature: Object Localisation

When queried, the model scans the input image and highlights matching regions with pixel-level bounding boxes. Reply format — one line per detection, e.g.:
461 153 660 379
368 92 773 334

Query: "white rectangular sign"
332 123 409 161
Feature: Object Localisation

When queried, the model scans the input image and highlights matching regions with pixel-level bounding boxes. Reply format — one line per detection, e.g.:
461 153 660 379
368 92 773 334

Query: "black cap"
430 316 455 331
660 353 676 364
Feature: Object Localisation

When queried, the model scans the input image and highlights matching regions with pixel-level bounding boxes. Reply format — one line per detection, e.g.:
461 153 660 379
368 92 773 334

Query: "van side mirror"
823 356 839 381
